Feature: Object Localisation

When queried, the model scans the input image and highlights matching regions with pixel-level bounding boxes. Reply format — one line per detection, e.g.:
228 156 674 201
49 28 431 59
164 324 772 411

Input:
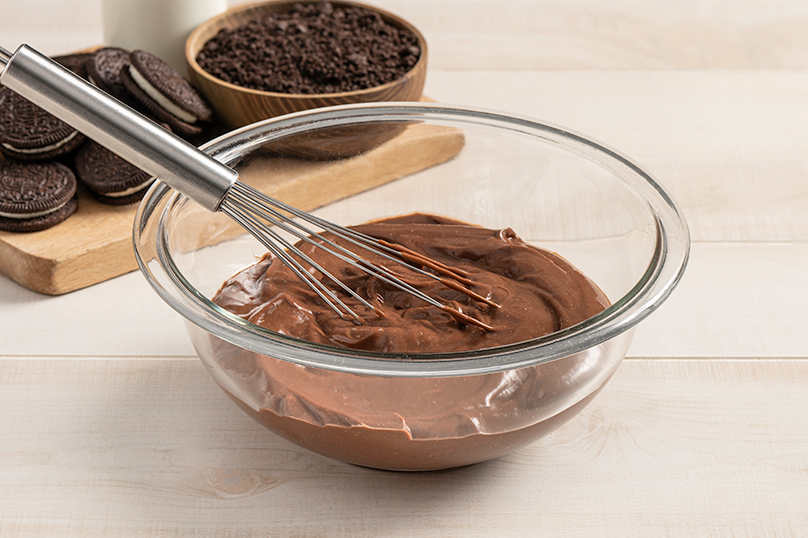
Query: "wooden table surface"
2 1 808 536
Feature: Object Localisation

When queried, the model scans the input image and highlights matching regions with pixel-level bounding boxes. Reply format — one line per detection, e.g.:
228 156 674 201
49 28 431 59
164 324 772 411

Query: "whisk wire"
246 189 493 303
223 184 450 310
223 205 365 322
223 195 381 314
221 182 495 330
0 44 494 328
237 183 464 285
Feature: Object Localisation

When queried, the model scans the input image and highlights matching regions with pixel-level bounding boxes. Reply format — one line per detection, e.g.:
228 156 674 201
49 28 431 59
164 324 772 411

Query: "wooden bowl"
185 0 428 129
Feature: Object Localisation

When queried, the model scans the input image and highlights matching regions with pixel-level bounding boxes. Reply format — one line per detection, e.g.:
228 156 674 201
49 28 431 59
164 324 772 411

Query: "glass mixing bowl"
133 103 689 471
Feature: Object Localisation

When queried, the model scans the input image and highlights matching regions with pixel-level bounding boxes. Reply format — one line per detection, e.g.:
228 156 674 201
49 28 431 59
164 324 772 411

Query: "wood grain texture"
324 0 808 70
0 121 462 295
2 1 808 535
5 0 808 70
2 357 807 536
630 244 808 359
0 188 141 295
426 70 808 242
186 0 428 127
2 242 806 361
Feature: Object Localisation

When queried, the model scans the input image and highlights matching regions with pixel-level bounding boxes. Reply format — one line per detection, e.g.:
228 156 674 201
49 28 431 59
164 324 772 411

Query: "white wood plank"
0 71 805 359
251 0 808 70
400 0 808 70
426 70 808 243
629 243 808 359
10 0 808 70
0 0 103 55
2 357 807 536
5 10 808 243
6 0 808 69
0 270 195 358
1 243 806 360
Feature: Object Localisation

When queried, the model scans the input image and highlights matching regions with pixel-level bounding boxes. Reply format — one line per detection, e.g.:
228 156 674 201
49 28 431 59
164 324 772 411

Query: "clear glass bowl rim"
133 102 690 378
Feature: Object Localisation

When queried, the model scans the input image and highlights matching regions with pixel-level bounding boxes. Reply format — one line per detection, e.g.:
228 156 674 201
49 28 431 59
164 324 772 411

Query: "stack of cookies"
0 47 218 233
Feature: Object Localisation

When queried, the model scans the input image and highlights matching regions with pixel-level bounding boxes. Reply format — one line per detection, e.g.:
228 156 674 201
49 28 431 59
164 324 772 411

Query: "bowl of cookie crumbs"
186 0 427 129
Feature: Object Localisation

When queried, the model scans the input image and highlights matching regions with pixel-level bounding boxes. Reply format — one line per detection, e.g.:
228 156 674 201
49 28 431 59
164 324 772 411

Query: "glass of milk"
102 0 227 74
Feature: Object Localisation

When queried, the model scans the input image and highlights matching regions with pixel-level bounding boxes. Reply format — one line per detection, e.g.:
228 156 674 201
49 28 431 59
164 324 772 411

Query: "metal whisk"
0 44 495 329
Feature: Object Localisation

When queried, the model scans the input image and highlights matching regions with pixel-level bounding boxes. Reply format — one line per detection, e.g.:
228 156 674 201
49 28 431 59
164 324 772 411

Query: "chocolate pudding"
204 213 621 470
213 213 608 352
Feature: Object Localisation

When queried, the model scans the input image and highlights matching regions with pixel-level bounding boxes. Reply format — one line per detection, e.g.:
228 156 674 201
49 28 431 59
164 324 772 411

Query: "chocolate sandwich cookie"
120 50 211 136
0 86 86 161
75 141 154 205
53 52 93 79
0 161 78 233
86 47 133 101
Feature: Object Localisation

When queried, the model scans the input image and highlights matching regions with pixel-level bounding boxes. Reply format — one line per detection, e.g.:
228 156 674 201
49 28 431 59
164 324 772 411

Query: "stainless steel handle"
0 44 237 212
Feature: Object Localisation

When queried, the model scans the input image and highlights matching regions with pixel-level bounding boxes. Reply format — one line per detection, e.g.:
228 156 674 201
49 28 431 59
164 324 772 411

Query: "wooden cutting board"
0 121 464 295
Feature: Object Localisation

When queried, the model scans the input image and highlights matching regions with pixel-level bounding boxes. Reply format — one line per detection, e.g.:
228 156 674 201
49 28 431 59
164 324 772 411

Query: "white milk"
102 0 227 74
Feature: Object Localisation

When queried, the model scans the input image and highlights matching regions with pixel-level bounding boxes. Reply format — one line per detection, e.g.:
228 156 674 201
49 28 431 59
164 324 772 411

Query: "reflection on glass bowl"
134 103 689 471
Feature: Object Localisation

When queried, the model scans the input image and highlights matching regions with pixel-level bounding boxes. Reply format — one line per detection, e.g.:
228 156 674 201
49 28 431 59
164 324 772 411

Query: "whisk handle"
0 44 237 212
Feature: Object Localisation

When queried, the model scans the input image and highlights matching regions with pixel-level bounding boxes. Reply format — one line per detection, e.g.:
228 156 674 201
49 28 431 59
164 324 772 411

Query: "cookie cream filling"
103 178 155 197
2 131 79 155
129 66 198 124
0 200 66 219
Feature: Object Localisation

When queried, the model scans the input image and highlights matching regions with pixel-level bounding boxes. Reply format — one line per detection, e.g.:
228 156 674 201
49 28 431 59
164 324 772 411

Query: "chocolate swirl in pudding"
213 213 608 353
